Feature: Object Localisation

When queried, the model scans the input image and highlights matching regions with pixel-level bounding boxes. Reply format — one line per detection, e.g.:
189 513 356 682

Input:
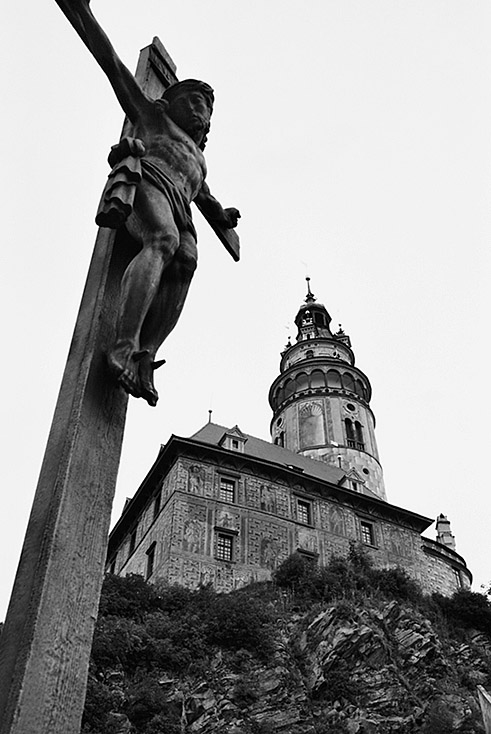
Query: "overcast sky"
1 0 490 619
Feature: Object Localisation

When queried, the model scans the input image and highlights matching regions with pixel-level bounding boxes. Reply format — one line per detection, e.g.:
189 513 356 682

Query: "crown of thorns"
162 79 215 111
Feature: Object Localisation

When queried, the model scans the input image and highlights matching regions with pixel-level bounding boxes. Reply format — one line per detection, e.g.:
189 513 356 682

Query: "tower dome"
268 280 386 501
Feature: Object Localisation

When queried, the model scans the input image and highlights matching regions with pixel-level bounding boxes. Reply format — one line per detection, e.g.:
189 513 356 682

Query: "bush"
81 674 119 732
432 589 491 636
99 574 162 620
274 546 423 605
205 592 275 657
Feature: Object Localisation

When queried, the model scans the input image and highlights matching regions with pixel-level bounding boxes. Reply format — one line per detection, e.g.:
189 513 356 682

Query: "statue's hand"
222 207 241 228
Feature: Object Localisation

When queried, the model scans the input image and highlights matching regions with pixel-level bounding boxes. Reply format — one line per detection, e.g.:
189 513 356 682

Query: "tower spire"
305 276 316 303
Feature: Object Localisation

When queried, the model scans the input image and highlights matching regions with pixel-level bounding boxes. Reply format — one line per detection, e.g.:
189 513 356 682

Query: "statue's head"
162 79 215 149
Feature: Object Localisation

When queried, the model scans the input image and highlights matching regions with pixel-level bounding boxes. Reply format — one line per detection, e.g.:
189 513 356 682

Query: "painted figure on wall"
299 401 326 449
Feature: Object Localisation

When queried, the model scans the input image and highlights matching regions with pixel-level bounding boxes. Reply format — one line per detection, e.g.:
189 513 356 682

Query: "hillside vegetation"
82 547 491 733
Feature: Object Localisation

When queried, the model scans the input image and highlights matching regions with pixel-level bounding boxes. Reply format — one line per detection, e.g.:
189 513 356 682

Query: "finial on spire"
305 276 316 303
208 409 212 424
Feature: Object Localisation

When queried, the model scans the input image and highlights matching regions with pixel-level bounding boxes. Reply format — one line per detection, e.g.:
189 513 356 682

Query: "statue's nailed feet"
107 342 145 400
138 354 166 407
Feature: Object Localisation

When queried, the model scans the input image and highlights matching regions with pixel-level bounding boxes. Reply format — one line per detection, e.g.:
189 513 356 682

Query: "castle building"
106 282 471 596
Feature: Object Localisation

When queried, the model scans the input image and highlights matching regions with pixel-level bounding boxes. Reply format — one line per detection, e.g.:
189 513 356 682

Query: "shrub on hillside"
432 589 491 636
273 546 422 604
99 574 162 620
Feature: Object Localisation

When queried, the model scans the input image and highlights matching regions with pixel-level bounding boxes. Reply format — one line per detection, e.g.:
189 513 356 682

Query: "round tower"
269 279 386 501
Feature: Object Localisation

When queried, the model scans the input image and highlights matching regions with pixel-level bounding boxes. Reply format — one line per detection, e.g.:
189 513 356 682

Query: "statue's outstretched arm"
196 182 241 229
55 0 150 123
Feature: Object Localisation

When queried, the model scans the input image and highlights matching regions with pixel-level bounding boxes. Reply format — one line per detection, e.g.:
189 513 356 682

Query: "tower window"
219 477 236 503
355 421 365 450
310 369 326 388
345 418 356 448
153 490 161 520
360 521 375 546
128 526 137 557
146 542 156 580
343 373 355 393
355 380 366 400
327 370 342 388
452 568 462 588
274 431 285 447
297 499 312 525
216 533 233 561
284 379 295 399
296 372 309 392
305 349 314 359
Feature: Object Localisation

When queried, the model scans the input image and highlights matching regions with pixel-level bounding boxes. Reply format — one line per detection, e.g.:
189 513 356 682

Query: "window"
146 542 156 580
452 568 462 588
360 521 375 546
345 418 356 448
343 373 355 393
129 526 137 556
305 349 314 359
219 477 236 503
351 481 358 492
310 370 326 388
296 372 309 392
153 491 161 520
232 439 239 449
216 533 233 561
274 431 285 447
327 370 342 388
297 499 312 525
355 421 365 450
108 557 116 575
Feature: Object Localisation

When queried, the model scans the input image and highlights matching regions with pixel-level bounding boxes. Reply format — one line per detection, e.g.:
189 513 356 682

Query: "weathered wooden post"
478 686 491 734
0 23 239 732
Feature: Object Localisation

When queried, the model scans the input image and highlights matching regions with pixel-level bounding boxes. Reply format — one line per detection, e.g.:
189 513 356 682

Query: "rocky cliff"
82 553 491 734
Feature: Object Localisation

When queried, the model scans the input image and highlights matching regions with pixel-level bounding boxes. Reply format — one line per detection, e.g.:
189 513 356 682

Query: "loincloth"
141 159 197 240
95 138 197 240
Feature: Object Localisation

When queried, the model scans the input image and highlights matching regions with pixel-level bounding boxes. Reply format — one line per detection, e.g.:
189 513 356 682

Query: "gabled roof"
192 422 345 486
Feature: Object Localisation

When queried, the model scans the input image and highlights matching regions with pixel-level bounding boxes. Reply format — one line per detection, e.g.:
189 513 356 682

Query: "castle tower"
269 279 387 501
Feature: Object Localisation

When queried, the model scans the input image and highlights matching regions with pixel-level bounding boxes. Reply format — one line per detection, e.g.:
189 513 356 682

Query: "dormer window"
219 426 247 453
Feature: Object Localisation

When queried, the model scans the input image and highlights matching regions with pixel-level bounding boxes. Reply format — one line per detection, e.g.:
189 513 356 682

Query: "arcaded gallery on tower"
106 282 471 596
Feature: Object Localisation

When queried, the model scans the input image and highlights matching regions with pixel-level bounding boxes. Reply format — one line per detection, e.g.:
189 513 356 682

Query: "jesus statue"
56 0 241 406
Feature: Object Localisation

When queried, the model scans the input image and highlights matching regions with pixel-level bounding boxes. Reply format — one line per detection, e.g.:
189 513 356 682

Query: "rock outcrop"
87 593 491 733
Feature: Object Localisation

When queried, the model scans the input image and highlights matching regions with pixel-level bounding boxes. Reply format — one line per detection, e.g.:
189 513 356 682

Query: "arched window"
305 349 314 359
295 372 309 392
310 369 326 388
274 431 285 447
327 370 342 388
343 373 355 393
284 379 295 399
274 387 282 407
355 421 365 450
345 419 355 449
355 379 366 400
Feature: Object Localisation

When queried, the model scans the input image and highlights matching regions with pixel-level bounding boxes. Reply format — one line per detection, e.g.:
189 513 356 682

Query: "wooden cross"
0 37 234 734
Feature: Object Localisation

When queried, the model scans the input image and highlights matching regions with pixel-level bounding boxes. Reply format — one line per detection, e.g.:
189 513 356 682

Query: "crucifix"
0 3 240 733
